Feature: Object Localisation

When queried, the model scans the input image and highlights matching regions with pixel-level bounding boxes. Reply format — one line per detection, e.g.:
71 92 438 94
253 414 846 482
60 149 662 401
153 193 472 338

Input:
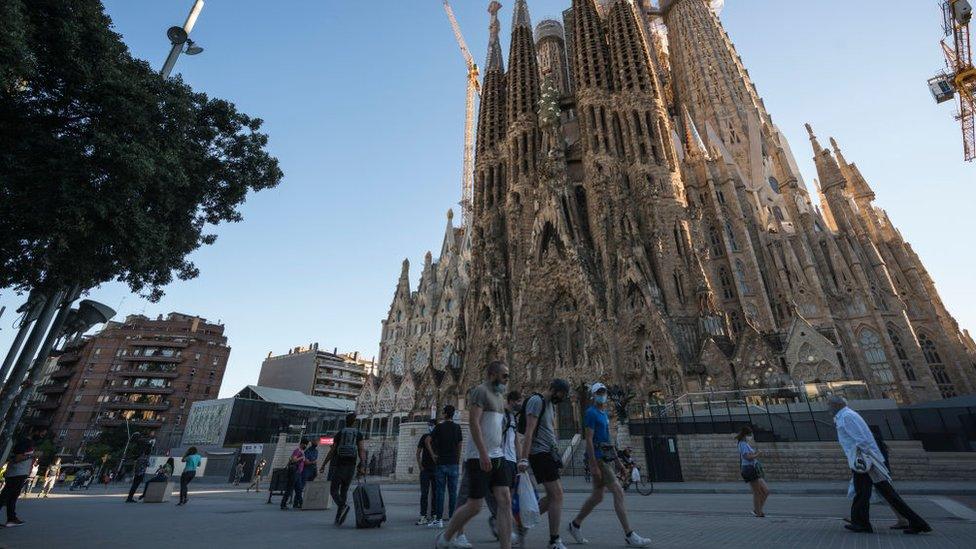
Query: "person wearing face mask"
518 378 571 549
568 383 650 548
416 418 439 526
736 426 769 517
436 361 514 549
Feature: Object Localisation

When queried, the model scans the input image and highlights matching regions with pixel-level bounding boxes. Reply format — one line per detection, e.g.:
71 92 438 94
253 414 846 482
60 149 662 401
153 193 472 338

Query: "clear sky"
1 0 973 398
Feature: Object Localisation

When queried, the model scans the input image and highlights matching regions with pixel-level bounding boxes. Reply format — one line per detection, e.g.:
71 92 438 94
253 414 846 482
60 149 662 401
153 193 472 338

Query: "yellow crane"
930 0 975 161
442 0 486 226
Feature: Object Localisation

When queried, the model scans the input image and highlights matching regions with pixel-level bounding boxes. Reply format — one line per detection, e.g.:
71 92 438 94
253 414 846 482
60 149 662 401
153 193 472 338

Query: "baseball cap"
590 382 607 394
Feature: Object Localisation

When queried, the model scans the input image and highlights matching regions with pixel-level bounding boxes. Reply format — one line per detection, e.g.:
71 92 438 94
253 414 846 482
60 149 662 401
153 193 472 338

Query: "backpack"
517 393 547 435
336 427 360 460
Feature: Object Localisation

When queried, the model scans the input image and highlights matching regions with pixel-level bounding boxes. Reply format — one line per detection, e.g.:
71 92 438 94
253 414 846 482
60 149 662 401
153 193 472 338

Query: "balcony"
129 340 190 348
49 367 76 380
105 400 171 411
314 385 360 397
121 354 181 363
97 418 164 428
57 351 82 363
24 416 52 427
38 382 68 394
31 400 61 411
117 370 179 379
111 386 175 395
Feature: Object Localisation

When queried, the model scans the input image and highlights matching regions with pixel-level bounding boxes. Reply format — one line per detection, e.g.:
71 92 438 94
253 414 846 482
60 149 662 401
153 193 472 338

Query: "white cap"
590 382 607 394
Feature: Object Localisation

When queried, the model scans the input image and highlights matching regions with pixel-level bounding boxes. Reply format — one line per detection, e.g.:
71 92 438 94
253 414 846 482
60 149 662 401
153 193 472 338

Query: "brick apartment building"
25 312 230 454
258 344 368 401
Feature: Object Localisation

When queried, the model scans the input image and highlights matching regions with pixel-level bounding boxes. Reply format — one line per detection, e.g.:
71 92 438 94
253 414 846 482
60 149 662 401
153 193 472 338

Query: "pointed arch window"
718 267 735 300
725 222 740 251
858 329 896 394
709 226 724 257
886 324 917 382
919 333 956 398
728 311 743 336
734 259 752 296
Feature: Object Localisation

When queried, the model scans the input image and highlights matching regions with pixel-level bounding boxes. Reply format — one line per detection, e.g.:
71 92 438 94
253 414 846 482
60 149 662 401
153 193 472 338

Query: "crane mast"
931 0 975 161
443 0 483 226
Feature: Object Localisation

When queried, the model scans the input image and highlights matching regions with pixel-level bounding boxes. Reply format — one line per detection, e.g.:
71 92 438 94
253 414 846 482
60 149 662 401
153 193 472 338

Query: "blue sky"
1 0 973 397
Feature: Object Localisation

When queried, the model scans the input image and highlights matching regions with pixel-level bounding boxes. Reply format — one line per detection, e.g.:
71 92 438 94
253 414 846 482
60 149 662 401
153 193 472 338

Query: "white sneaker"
427 518 444 529
550 538 568 549
416 515 430 526
625 531 651 547
453 534 473 549
511 532 522 547
568 522 589 544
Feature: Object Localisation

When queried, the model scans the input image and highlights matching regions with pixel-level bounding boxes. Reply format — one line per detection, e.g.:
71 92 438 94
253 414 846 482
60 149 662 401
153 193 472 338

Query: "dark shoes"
335 504 350 526
843 523 874 534
903 525 933 535
125 498 136 503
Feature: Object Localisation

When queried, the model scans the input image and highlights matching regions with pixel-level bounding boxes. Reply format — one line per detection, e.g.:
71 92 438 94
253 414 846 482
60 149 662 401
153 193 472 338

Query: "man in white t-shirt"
437 361 514 549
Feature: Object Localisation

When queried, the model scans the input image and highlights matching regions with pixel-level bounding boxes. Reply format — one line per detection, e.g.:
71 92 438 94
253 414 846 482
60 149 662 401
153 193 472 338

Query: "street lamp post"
161 0 206 79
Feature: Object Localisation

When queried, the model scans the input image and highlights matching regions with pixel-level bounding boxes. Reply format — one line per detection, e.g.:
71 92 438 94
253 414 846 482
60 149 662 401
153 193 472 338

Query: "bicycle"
620 465 654 496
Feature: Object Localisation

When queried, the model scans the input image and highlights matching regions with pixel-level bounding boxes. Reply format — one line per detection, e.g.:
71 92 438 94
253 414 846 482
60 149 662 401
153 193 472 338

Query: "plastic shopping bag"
630 466 641 484
516 472 541 529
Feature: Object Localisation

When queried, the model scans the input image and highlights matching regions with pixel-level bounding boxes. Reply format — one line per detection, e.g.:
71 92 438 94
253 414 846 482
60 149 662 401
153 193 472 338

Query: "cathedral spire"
512 0 532 30
831 136 875 201
571 0 614 91
486 1 503 71
681 104 708 160
805 123 824 155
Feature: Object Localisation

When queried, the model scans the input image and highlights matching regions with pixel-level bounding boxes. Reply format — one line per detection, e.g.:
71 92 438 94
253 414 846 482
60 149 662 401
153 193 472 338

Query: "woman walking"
737 426 769 517
177 448 202 506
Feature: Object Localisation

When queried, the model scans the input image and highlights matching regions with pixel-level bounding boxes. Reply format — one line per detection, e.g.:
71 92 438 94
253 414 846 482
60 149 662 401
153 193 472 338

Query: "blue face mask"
594 394 608 404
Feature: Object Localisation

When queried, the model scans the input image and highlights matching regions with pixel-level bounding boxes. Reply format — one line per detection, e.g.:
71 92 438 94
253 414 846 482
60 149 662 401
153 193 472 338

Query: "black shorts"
464 458 513 500
529 452 561 483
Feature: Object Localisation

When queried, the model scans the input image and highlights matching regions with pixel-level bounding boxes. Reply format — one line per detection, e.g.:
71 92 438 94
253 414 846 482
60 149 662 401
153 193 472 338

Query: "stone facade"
362 0 976 425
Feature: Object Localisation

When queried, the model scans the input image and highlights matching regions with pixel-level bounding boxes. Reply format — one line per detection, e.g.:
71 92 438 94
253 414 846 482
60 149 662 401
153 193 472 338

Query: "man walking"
436 361 514 549
320 412 366 526
1 426 46 527
233 462 245 486
829 395 931 535
519 379 571 549
125 451 150 503
280 438 309 510
416 418 438 525
568 383 651 547
39 457 61 498
247 459 266 492
427 404 463 528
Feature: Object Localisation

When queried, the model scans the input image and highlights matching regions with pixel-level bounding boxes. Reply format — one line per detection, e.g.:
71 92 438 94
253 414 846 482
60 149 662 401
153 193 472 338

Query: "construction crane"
442 0 485 226
929 0 975 161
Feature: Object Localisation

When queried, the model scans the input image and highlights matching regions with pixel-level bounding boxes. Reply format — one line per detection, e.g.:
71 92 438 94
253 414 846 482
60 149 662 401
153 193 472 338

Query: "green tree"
0 0 283 300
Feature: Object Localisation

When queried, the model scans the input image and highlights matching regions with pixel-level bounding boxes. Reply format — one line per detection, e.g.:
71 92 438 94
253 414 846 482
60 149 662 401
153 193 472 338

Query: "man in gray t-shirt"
518 378 571 547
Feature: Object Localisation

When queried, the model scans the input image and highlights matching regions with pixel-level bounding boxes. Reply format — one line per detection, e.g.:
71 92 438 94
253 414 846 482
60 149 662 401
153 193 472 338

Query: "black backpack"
517 393 547 436
336 427 360 460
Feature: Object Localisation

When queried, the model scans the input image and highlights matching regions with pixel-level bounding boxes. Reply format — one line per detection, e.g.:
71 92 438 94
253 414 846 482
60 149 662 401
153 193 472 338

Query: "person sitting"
138 458 175 501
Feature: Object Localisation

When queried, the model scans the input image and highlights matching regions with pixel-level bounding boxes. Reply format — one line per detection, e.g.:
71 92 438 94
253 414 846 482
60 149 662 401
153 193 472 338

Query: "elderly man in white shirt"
828 395 931 535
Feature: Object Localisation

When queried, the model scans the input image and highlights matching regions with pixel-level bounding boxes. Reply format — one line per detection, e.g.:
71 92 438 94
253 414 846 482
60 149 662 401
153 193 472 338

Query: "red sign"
319 437 334 446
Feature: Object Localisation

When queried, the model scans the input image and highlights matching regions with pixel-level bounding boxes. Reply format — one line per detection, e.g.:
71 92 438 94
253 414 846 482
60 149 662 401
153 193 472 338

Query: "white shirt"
833 406 883 470
502 411 517 463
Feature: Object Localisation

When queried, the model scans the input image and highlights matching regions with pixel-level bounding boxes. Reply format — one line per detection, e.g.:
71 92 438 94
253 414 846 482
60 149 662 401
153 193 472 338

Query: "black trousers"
851 471 930 530
1 476 27 521
419 468 435 517
126 473 145 501
280 467 297 508
179 471 195 503
330 464 356 512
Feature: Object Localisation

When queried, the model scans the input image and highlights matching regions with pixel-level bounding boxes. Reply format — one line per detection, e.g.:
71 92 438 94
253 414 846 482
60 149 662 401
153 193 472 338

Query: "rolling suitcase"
353 479 386 528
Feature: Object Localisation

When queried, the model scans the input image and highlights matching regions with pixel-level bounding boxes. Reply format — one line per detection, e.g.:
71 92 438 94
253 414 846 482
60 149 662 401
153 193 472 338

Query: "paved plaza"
1 481 975 548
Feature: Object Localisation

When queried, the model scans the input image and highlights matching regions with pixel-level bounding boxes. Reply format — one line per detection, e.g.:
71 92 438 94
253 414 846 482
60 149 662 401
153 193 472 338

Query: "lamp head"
167 26 188 45
185 39 204 55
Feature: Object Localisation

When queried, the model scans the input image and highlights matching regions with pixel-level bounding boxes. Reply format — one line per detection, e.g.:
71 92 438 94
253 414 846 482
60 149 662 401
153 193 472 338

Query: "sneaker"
549 538 568 549
4 519 25 528
568 522 589 544
514 526 528 547
416 515 430 526
427 518 444 529
336 504 350 526
453 534 473 549
625 531 651 547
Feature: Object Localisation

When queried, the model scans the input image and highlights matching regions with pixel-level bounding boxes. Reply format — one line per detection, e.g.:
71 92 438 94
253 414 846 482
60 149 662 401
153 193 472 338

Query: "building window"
709 226 724 257
719 267 735 300
919 333 956 398
734 260 752 296
886 325 917 382
859 329 896 394
725 222 740 251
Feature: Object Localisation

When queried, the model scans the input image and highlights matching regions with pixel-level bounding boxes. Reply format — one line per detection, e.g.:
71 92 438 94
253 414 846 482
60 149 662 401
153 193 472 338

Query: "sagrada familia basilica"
356 0 976 424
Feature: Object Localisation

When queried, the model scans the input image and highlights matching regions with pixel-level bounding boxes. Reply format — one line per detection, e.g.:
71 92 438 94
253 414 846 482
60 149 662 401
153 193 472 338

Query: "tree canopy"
0 0 283 301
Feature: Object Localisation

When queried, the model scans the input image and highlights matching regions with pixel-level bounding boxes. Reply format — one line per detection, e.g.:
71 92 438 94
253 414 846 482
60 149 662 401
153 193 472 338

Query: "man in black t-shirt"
415 418 438 525
1 427 46 527
426 405 463 526
320 412 366 526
